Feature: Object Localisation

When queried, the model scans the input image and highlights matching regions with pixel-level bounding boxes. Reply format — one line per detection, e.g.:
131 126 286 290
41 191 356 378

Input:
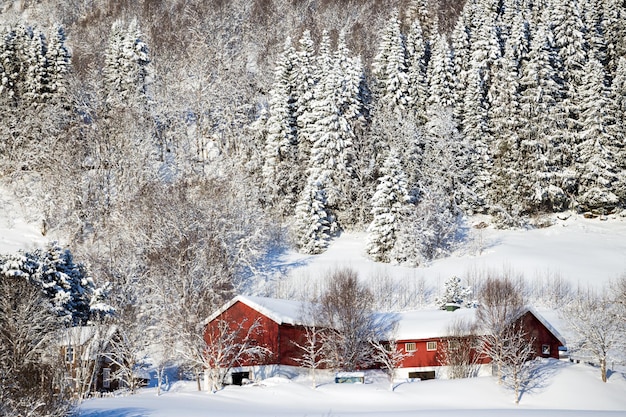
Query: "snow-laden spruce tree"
0 242 112 325
406 16 429 121
21 27 48 106
292 178 336 254
574 58 621 212
44 24 71 105
426 33 456 113
434 275 475 309
365 149 413 263
103 18 151 105
518 19 572 213
602 0 626 75
294 30 319 168
549 0 588 87
372 9 411 115
262 38 300 217
391 185 460 266
293 36 368 252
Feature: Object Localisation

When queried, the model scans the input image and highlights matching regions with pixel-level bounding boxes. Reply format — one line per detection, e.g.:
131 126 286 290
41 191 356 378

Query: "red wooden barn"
204 296 567 383
203 295 313 372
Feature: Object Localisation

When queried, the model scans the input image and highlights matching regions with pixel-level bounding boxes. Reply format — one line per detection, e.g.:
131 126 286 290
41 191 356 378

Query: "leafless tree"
203 318 271 392
500 322 537 404
369 319 408 391
475 277 526 381
317 268 379 371
562 289 625 382
292 301 329 388
0 276 73 416
437 318 482 379
101 325 149 394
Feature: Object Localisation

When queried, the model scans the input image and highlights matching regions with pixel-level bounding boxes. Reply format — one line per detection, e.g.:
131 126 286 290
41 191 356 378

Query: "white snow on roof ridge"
204 295 313 327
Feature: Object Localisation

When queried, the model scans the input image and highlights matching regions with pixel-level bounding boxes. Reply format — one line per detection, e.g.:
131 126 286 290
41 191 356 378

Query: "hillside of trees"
1 0 626 414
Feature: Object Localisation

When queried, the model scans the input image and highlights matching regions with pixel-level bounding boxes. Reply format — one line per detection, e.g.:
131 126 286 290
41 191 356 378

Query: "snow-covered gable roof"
204 295 311 326
393 307 566 345
525 307 567 346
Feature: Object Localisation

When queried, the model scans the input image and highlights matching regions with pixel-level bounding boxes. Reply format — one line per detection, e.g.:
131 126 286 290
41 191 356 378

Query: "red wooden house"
391 307 566 380
203 296 566 383
203 295 315 381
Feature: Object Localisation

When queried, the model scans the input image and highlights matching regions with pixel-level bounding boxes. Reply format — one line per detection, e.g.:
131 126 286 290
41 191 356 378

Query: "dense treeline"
1 0 626 413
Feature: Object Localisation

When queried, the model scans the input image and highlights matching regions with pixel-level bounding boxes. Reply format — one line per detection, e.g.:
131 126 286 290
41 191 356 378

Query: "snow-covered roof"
392 307 566 345
204 295 312 326
525 307 567 346
391 308 479 341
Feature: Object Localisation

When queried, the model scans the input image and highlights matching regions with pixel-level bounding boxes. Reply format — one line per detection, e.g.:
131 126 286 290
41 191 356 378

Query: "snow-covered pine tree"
44 24 71 105
365 149 412 263
292 178 335 254
406 17 429 121
581 0 608 67
0 242 112 325
294 30 318 168
22 26 48 106
548 0 588 135
550 0 588 86
602 0 626 75
372 9 411 115
612 57 626 201
262 38 300 217
518 19 572 214
487 56 526 222
426 33 456 113
392 185 460 266
613 57 626 119
406 0 438 41
103 18 151 106
293 36 367 251
574 58 621 212
434 276 474 309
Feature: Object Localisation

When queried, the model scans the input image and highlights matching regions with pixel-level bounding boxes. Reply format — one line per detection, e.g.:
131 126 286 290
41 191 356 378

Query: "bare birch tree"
292 302 328 388
317 268 379 371
369 321 408 391
500 322 537 404
476 277 526 381
562 290 625 382
437 318 482 379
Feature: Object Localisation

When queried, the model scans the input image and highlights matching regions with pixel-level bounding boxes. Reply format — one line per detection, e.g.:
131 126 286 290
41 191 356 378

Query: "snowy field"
2 189 626 416
78 362 626 417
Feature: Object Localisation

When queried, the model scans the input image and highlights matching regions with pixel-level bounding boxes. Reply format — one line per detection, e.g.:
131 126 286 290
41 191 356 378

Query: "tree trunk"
601 358 607 383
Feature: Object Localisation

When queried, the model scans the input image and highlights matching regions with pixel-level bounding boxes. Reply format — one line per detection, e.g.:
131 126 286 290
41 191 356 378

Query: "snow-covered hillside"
269 213 626 301
78 360 626 417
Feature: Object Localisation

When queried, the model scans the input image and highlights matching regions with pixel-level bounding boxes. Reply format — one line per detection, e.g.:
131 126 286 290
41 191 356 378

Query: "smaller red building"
204 295 314 369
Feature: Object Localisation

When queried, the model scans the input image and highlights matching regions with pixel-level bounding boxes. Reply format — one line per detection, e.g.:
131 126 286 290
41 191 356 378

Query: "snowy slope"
0 186 47 254
271 213 626 297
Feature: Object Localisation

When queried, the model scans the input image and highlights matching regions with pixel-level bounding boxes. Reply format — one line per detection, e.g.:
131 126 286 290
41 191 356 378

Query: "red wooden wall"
204 300 310 367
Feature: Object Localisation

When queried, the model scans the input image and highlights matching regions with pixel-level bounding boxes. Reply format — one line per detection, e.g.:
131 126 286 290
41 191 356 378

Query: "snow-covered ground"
78 361 626 417
2 186 626 416
0 187 48 254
